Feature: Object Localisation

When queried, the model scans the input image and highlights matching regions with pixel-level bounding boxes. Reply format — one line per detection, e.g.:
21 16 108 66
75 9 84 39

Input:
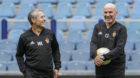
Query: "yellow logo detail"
45 38 49 44
112 31 116 37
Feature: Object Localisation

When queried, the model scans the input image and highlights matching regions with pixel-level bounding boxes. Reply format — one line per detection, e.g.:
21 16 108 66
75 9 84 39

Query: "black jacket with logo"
16 28 61 73
90 22 127 76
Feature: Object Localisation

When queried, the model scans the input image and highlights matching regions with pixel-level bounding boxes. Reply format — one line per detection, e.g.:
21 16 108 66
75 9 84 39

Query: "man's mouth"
106 16 112 19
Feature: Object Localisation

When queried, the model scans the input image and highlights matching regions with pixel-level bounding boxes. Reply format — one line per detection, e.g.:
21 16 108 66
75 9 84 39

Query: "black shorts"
23 66 54 78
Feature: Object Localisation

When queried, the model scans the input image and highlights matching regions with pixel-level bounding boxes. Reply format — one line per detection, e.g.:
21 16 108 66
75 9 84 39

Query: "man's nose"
44 17 46 21
106 13 110 16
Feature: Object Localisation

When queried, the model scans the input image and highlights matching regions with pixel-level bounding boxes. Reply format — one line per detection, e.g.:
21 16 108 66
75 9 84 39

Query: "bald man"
90 3 127 78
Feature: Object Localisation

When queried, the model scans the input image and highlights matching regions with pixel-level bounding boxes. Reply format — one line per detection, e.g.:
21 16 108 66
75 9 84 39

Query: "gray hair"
28 9 43 25
104 3 117 11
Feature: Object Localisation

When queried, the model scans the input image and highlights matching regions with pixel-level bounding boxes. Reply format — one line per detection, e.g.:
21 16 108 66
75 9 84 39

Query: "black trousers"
24 66 54 78
96 75 125 78
95 63 125 78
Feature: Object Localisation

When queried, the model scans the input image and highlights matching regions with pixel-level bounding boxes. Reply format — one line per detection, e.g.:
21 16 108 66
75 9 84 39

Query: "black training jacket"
90 22 127 76
16 28 61 73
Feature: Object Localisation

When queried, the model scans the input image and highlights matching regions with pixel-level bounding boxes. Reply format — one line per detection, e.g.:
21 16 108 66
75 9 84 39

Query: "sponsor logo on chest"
29 41 43 46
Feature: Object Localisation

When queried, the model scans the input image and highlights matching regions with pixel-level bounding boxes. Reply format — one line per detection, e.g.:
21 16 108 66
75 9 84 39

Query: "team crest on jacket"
112 31 116 37
45 38 49 44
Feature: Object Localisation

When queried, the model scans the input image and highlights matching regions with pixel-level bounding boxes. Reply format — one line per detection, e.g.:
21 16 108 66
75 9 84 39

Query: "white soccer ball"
96 47 111 65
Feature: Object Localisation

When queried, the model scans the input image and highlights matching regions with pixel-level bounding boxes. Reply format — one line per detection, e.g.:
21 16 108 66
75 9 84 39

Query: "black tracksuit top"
90 22 127 76
16 28 61 73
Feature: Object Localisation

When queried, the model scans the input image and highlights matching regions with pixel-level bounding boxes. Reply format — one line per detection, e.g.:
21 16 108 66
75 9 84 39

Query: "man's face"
33 11 46 28
104 7 117 25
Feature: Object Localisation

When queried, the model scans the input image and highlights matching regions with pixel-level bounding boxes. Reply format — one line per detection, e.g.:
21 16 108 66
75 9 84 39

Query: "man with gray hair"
16 9 61 78
90 3 127 78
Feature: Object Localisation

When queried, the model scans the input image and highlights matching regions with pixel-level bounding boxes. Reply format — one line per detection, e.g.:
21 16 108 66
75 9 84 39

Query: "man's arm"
90 24 104 66
16 36 26 73
52 33 61 78
90 25 98 59
51 33 61 69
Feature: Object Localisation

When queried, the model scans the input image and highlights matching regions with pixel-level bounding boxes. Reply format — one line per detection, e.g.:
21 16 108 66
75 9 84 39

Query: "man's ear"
31 18 35 24
116 10 118 15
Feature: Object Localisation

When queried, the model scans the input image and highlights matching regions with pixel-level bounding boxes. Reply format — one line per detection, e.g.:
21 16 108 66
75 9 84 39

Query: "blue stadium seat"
75 2 92 18
54 2 72 19
40 0 58 4
125 41 134 51
59 0 76 4
77 41 90 52
61 51 71 61
56 18 68 31
86 61 95 70
38 3 53 19
89 20 97 30
87 28 95 43
125 0 133 4
0 63 7 71
56 30 64 42
87 20 100 42
67 61 86 70
0 19 10 32
131 0 140 19
69 16 87 32
0 40 7 50
96 0 114 3
72 51 90 61
2 0 13 5
116 20 126 26
132 52 140 62
126 53 133 62
45 21 49 29
7 62 19 71
116 1 129 19
126 61 140 70
0 40 17 54
0 53 11 62
59 41 75 52
136 41 140 51
127 21 140 41
77 0 95 4
60 62 68 70
16 4 34 19
92 3 105 20
0 0 2 3
0 3 15 18
12 21 30 31
67 29 83 44
0 20 1 40
8 29 24 44
93 0 114 19
13 0 20 4
21 0 38 5
2 0 20 4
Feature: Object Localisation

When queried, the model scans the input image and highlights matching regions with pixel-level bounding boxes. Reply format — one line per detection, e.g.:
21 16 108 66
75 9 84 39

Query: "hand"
54 69 59 78
94 55 104 66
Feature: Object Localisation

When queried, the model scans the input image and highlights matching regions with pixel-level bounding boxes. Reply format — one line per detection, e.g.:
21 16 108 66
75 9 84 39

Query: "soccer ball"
96 47 111 65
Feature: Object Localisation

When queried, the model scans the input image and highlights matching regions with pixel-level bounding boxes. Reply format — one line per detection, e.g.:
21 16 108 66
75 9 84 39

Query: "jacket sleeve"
104 26 127 60
16 36 26 73
90 25 98 59
52 33 61 70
